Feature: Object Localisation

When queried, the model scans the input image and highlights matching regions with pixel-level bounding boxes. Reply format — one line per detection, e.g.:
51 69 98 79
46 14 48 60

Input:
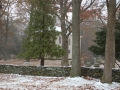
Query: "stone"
94 63 100 67
86 62 91 67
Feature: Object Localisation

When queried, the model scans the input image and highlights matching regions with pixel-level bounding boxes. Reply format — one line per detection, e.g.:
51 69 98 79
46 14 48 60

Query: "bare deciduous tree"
102 0 120 83
70 0 82 77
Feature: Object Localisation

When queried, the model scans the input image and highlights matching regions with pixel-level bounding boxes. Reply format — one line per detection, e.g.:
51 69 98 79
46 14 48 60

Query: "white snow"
0 73 120 90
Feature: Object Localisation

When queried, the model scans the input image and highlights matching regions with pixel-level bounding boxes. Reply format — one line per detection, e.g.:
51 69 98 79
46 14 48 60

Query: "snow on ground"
0 73 120 90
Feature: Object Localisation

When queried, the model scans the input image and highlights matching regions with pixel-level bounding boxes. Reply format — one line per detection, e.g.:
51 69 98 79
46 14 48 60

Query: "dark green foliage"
18 0 64 60
88 27 106 56
89 17 120 59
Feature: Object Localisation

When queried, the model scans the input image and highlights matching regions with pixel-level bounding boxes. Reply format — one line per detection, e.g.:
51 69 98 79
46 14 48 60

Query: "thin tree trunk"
0 0 2 17
40 57 44 66
61 35 69 66
4 33 7 61
40 4 45 66
4 15 9 61
102 0 116 83
70 0 81 77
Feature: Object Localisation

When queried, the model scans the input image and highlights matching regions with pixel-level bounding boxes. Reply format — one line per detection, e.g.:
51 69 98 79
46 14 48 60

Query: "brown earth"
0 59 119 68
0 59 72 66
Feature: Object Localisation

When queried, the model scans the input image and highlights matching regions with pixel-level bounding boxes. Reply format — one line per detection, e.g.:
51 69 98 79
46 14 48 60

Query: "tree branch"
66 23 72 37
116 2 120 12
65 1 72 13
81 0 95 13
106 0 109 9
99 17 107 30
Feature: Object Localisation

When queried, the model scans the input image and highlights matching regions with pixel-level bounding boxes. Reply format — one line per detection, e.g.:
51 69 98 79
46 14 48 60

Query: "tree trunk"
4 33 8 61
102 0 116 83
70 0 81 77
40 57 44 66
61 34 69 66
60 0 69 66
0 0 2 17
0 0 2 8
4 15 9 61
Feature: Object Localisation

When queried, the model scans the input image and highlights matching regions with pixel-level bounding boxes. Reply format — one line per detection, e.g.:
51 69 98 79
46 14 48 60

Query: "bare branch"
66 23 72 37
64 0 68 7
116 2 120 11
106 0 109 9
17 1 31 15
99 17 107 30
54 12 61 20
81 0 95 13
0 1 9 18
65 1 72 13
82 0 88 9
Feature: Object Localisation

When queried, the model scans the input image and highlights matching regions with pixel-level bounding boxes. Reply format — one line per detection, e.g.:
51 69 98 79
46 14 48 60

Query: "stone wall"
0 65 120 83
0 65 71 77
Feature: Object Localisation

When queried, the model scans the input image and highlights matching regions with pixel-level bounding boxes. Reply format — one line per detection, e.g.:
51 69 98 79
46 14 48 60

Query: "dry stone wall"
0 65 120 83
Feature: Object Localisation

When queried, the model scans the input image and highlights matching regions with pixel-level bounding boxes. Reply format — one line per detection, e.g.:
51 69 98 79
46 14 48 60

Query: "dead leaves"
0 74 120 90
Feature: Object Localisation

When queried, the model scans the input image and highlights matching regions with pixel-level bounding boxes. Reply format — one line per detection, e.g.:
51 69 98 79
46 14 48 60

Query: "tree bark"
4 14 9 61
60 0 69 66
70 0 81 77
102 0 116 83
0 0 2 17
40 57 44 66
61 35 69 66
0 0 2 9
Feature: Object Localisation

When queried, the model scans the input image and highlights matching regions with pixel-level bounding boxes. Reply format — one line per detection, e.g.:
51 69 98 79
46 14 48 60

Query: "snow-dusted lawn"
0 74 120 90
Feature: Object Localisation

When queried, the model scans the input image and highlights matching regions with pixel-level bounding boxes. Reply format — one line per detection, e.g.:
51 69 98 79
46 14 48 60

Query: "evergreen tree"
89 16 120 60
19 0 64 66
88 27 106 56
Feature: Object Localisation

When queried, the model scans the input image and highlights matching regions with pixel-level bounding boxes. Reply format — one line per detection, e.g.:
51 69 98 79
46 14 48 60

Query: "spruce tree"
19 0 64 66
89 16 120 60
